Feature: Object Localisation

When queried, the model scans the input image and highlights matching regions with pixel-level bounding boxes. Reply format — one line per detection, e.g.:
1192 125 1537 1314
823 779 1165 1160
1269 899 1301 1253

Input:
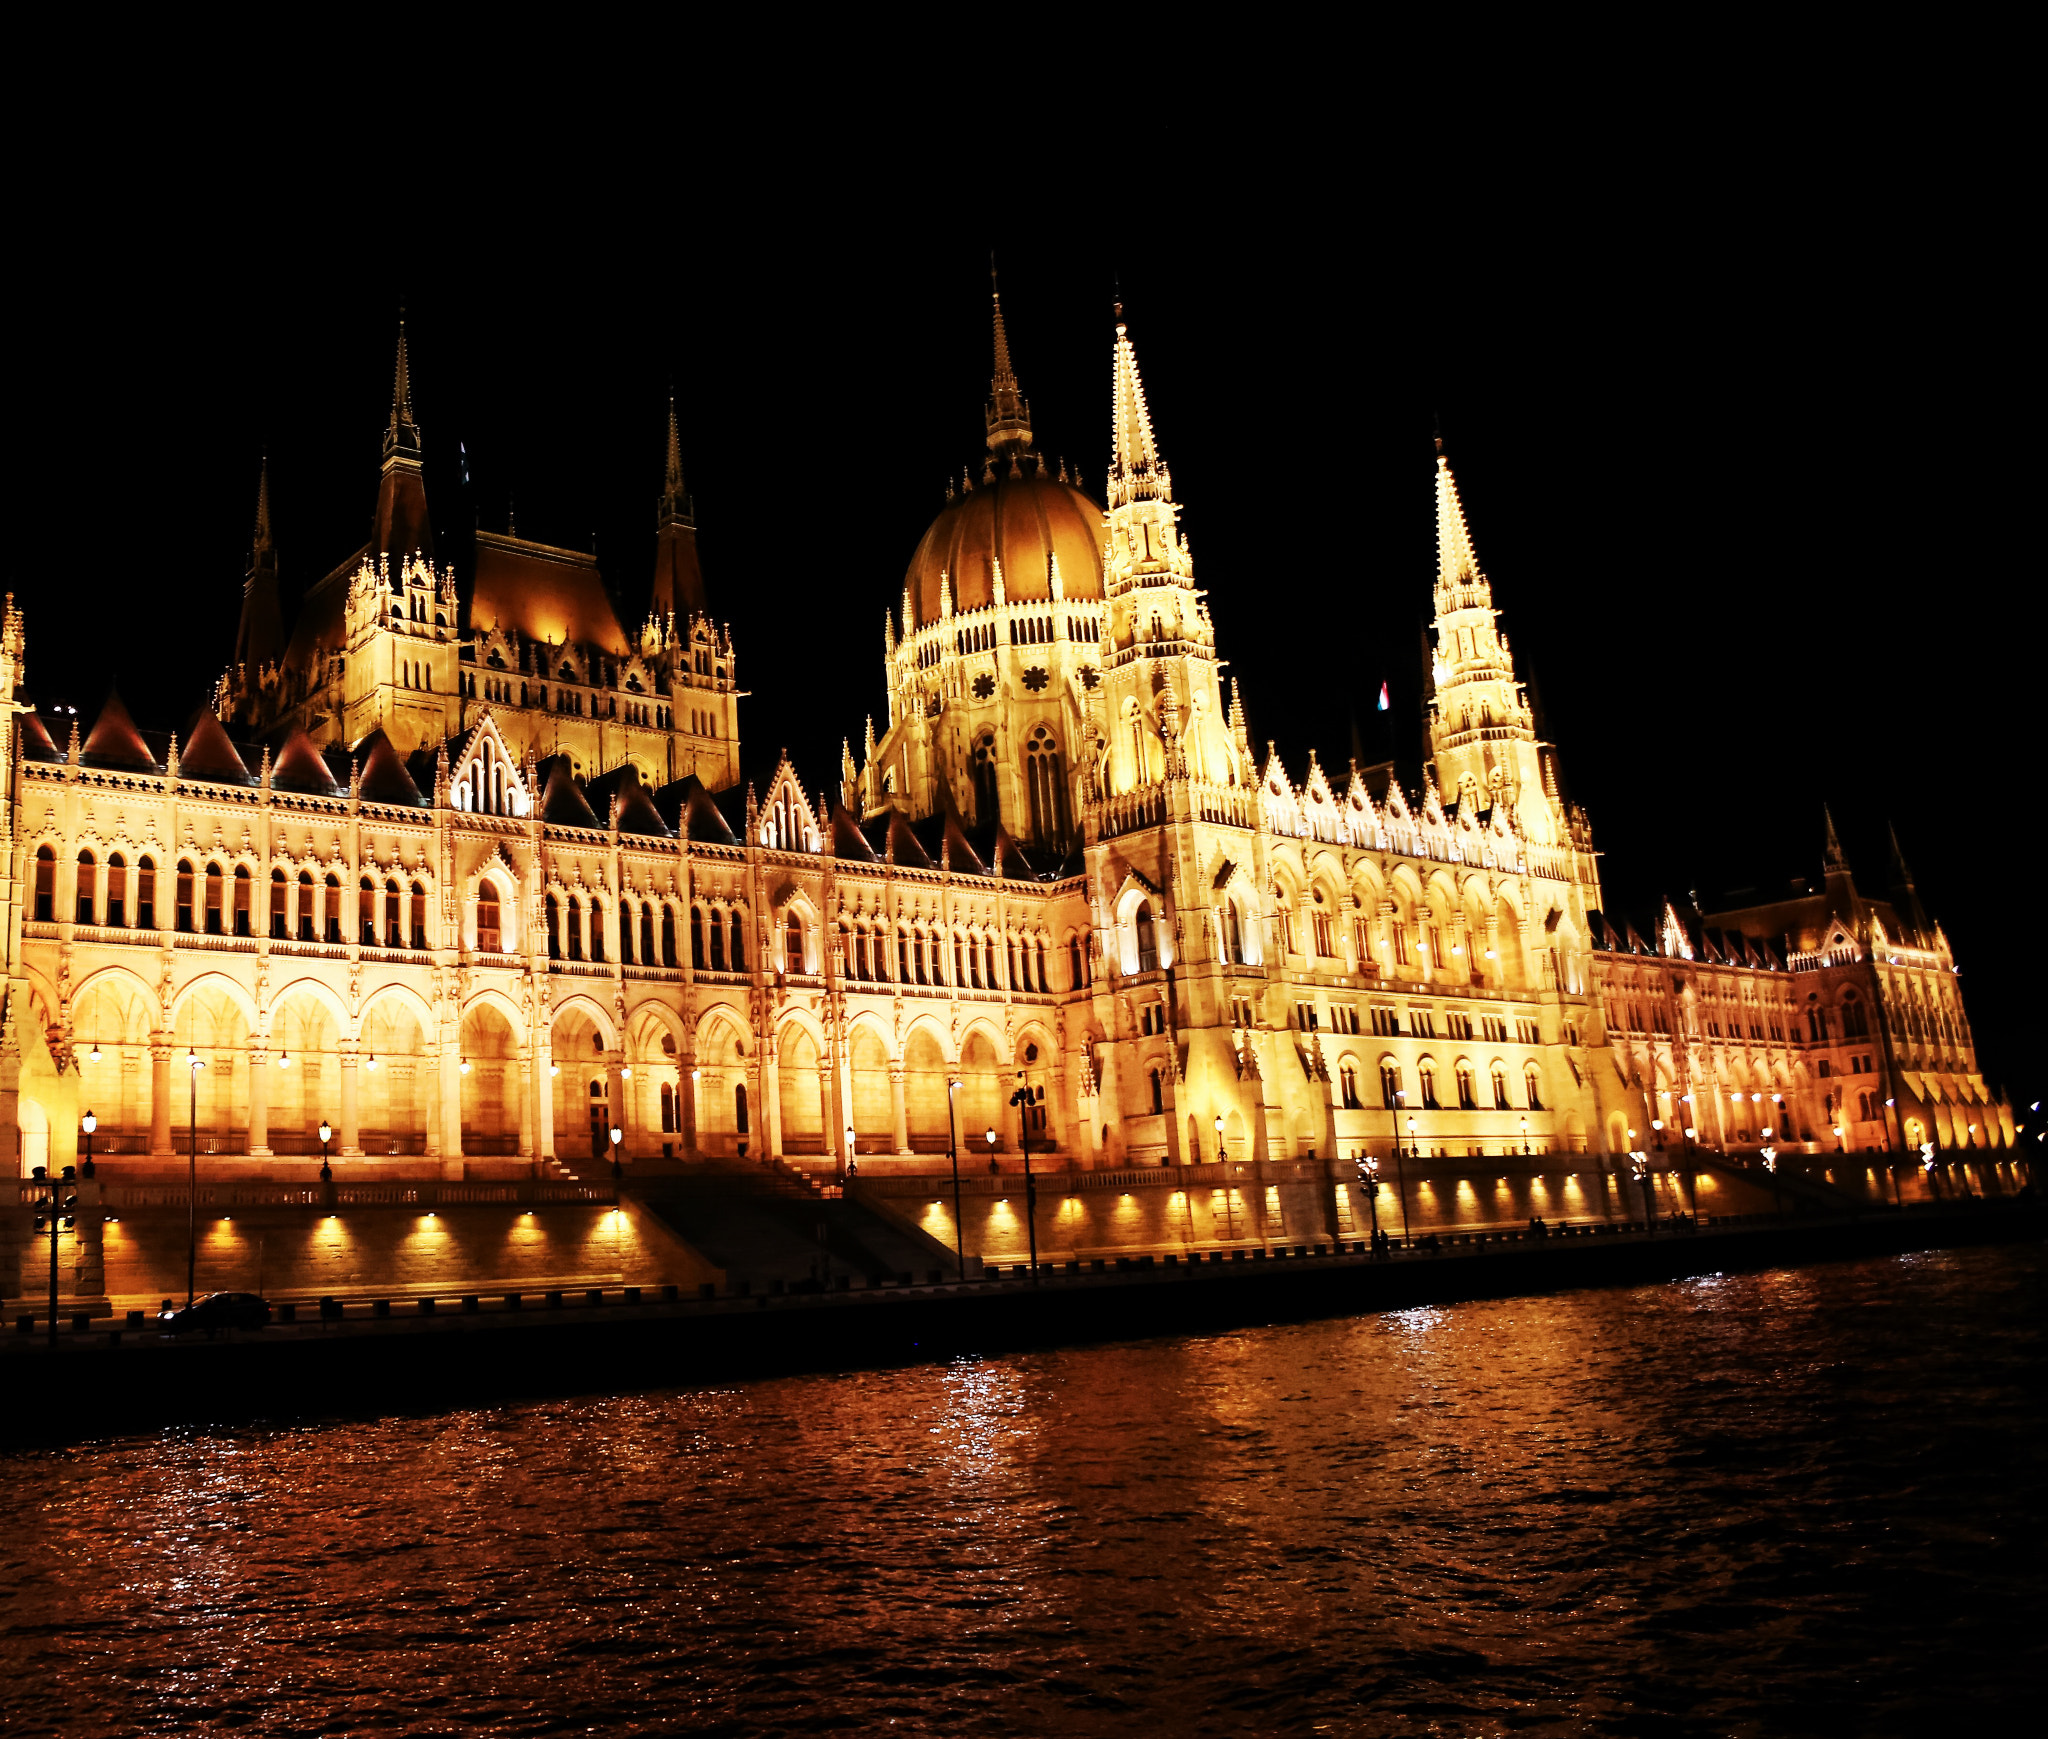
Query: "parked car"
160 1293 272 1334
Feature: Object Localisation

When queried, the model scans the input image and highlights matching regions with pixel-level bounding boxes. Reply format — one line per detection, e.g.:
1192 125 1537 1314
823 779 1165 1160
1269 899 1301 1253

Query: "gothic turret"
985 270 1032 452
372 312 433 559
651 393 706 621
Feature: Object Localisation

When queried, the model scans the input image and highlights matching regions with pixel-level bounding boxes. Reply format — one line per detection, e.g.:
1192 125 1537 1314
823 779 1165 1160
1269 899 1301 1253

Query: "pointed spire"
383 308 421 464
235 453 285 677
252 453 273 551
984 260 1033 451
1434 435 1484 587
1823 806 1851 874
1107 303 1169 510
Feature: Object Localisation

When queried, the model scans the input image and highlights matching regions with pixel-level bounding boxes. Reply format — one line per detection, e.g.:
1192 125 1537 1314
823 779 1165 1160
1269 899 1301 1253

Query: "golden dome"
904 461 1106 630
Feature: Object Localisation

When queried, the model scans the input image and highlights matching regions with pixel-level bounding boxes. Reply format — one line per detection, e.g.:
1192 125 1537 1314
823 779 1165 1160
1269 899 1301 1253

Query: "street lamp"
319 1120 333 1182
1359 1153 1382 1248
30 1162 77 1345
1215 1115 1238 1242
986 1124 999 1174
945 1078 966 1279
1630 1150 1654 1235
81 1109 96 1179
1008 1072 1043 1282
1519 1116 1529 1157
186 1048 207 1309
1214 1113 1226 1164
609 1123 623 1180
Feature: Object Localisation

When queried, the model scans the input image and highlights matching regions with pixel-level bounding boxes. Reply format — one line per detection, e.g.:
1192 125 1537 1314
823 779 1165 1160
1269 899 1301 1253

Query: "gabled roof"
272 728 343 796
828 802 878 862
588 764 671 838
357 731 425 806
178 712 253 784
81 690 158 772
861 809 935 869
538 757 601 828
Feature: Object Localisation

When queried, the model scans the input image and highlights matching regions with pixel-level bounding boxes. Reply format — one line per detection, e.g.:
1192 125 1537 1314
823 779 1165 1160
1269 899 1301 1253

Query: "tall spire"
651 389 705 621
1434 436 1484 587
984 262 1033 451
234 453 284 674
1107 304 1167 508
1823 805 1851 874
382 308 422 465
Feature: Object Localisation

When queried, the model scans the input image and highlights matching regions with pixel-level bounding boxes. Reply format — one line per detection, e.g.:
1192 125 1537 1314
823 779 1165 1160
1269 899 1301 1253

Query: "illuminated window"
297 871 315 940
107 854 127 928
136 858 156 929
74 851 96 924
477 886 501 953
206 864 225 934
269 868 288 939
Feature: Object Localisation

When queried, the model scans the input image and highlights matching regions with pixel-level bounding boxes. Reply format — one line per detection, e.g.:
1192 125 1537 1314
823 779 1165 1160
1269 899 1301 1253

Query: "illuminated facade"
0 304 2014 1184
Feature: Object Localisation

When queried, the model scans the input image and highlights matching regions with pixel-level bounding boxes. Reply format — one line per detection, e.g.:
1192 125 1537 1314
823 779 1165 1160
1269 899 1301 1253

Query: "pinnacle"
1435 446 1484 586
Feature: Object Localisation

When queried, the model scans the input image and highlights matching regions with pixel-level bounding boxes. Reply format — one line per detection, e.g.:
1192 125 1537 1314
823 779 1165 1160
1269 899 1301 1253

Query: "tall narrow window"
734 1082 750 1135
619 901 636 965
270 869 288 939
660 1082 676 1132
589 900 605 963
1069 935 1084 988
1457 1065 1477 1110
384 881 402 948
708 908 725 970
1380 1062 1401 1109
107 855 127 928
661 906 677 968
1227 902 1243 964
785 913 805 975
33 847 55 923
297 871 315 940
1420 1063 1439 1110
1525 1066 1544 1112
324 874 342 943
1492 1065 1510 1109
477 886 501 953
899 932 912 983
642 905 656 966
136 858 156 929
1136 902 1158 972
205 865 225 934
74 852 97 924
231 867 252 937
1025 724 1068 845
567 896 584 961
729 910 746 970
409 883 427 950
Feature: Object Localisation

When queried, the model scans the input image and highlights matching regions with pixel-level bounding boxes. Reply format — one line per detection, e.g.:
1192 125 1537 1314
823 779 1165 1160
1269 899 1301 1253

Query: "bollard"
461 1296 480 1313
545 1290 564 1309
1092 1258 1108 1272
926 1268 944 1284
320 1296 341 1321
585 1289 604 1306
373 1300 391 1318
504 1294 523 1309
1065 1260 1081 1273
1164 1253 1179 1265
418 1298 436 1316
624 1287 642 1305
126 1309 146 1327
70 1314 90 1333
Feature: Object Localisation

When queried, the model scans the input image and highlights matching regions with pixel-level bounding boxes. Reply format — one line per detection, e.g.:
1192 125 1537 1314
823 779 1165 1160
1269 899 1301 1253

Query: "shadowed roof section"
472 532 628 657
652 776 739 845
539 758 602 828
585 763 671 837
178 712 253 784
828 803 877 862
81 690 159 772
272 728 343 796
20 713 61 761
861 809 934 870
357 732 425 806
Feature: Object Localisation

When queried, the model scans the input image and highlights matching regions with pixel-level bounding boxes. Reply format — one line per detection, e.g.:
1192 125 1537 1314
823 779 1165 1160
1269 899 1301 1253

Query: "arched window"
1149 1068 1164 1115
785 912 805 975
1492 1064 1511 1109
206 864 226 934
269 868 288 939
566 896 584 961
136 857 156 929
734 1082 750 1136
660 1082 676 1133
297 871 315 941
74 851 97 924
323 874 341 943
1135 901 1158 972
107 854 127 928
1226 901 1244 965
1456 1063 1477 1110
33 847 55 923
175 860 196 932
230 866 252 937
384 880 402 948
589 899 605 963
1843 994 1869 1038
619 901 637 965
729 910 746 970
477 885 501 953
544 892 562 961
707 907 725 971
641 905 656 966
1419 1061 1440 1110
1025 724 1068 845
1068 933 1085 989
408 882 427 950
1524 1065 1545 1112
899 929 913 983
971 731 999 827
1379 1060 1402 1109
661 906 677 969
1340 1063 1361 1109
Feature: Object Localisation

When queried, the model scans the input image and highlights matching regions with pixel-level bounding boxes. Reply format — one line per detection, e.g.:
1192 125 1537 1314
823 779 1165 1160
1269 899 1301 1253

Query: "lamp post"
609 1123 623 1180
844 1125 857 1182
186 1048 206 1309
946 1078 966 1279
1520 1116 1529 1157
1215 1113 1238 1242
31 1163 78 1345
1631 1151 1654 1235
1008 1073 1043 1283
1682 1126 1701 1221
986 1124 999 1175
81 1110 96 1179
1359 1154 1382 1248
319 1120 333 1181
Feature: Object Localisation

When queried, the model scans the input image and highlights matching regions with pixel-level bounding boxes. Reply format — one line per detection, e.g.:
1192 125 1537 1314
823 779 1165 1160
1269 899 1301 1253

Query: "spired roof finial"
1434 433 1484 587
253 451 273 551
1107 300 1167 507
984 257 1033 453
383 307 422 465
1823 805 1851 874
658 387 694 529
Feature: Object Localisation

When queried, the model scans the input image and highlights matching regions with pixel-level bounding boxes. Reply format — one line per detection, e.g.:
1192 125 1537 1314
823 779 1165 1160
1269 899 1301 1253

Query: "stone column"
338 1045 361 1156
516 1048 534 1160
0 1031 20 1180
819 1066 838 1160
890 1066 909 1155
248 1047 271 1158
535 1038 556 1162
609 1061 629 1160
762 1048 783 1158
150 1039 174 1157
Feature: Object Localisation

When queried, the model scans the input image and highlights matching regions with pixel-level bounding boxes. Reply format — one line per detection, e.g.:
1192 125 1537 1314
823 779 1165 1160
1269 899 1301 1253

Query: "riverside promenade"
5 1198 2037 1445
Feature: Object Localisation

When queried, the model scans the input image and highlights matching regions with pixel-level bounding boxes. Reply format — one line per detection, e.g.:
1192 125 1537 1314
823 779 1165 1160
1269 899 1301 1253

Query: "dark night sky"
22 146 2037 1108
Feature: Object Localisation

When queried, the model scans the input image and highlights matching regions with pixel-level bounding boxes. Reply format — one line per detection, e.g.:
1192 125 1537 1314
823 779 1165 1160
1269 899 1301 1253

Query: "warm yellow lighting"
278 1050 292 1069
366 1054 378 1071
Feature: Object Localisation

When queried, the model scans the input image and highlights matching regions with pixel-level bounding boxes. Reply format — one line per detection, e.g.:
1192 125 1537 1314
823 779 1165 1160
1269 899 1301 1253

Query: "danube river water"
2 1243 2041 1737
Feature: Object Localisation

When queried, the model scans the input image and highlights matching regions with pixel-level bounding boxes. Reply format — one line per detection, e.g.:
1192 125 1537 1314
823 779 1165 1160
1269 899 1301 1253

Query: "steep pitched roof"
19 712 61 761
178 712 254 785
271 728 342 796
81 690 159 772
538 757 601 828
357 731 425 806
828 802 878 862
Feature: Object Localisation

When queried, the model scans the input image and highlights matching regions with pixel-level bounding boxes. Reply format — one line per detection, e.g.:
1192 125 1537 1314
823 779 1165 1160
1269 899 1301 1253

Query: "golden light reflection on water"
1 1244 2039 1735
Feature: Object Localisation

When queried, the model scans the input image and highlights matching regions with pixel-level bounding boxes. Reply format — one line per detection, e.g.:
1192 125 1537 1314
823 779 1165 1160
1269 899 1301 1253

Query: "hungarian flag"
1377 681 1390 712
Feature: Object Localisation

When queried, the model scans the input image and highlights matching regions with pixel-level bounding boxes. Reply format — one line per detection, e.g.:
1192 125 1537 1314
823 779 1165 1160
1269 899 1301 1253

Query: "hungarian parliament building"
0 302 2014 1182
